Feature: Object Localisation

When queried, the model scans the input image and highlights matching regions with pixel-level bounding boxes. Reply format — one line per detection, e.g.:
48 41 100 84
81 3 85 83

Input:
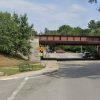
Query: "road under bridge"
35 35 100 58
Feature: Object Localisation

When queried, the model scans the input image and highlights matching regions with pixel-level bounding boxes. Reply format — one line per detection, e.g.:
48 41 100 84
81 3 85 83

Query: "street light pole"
81 45 83 53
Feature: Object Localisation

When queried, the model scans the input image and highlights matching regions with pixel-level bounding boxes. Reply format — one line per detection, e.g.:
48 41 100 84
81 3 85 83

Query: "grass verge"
0 63 44 76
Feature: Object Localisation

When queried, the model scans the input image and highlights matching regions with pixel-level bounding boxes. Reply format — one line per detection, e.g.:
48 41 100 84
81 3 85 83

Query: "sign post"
37 46 44 59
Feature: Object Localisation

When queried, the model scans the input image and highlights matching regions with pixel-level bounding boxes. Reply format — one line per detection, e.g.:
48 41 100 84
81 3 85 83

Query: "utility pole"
81 45 83 53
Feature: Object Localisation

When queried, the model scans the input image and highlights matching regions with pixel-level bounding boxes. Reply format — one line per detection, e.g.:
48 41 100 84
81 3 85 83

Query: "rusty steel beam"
35 35 100 45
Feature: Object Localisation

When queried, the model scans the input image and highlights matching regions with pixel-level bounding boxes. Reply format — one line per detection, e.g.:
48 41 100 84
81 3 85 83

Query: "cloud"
69 4 88 13
0 0 97 32
0 0 59 14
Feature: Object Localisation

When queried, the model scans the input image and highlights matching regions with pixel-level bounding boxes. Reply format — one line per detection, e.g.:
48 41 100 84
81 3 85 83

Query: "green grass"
0 67 19 76
0 63 44 76
31 64 44 70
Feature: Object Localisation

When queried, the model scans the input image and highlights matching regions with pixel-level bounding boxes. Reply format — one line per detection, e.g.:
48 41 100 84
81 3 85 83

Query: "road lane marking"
7 75 45 100
7 77 28 100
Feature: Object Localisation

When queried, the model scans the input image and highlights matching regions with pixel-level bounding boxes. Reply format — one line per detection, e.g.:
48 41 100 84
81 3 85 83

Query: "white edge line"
7 77 28 100
7 75 45 100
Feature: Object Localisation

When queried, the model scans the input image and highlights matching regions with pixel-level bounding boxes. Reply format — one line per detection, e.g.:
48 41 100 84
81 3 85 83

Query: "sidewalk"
0 60 59 80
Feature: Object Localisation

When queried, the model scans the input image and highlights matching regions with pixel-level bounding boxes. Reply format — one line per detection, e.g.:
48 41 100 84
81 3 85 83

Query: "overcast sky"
0 0 100 32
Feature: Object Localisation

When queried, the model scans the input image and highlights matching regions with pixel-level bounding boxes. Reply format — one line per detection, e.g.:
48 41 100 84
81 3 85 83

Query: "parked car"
47 50 54 53
56 50 65 53
82 52 91 58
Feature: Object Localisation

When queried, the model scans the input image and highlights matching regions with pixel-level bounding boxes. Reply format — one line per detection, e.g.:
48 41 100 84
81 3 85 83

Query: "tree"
88 0 100 11
73 27 83 36
44 28 49 34
0 12 36 59
57 25 73 35
88 0 97 3
0 12 17 54
13 13 36 58
97 21 100 29
44 28 58 35
88 20 100 36
88 20 97 29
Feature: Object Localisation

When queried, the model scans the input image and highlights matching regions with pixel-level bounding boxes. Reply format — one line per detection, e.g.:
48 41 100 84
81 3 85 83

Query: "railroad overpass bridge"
30 35 100 61
35 35 100 58
36 35 100 45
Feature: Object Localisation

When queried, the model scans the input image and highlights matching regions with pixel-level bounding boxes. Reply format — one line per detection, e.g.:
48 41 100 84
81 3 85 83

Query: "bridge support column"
29 38 40 62
97 46 100 58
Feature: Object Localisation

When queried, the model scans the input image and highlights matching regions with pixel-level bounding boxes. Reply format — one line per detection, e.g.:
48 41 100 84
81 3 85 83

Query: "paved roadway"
47 52 83 59
1 61 100 100
57 52 83 59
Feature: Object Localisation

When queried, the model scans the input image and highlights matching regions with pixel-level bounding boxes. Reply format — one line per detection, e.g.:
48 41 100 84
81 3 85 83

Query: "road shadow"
45 62 100 79
42 58 100 60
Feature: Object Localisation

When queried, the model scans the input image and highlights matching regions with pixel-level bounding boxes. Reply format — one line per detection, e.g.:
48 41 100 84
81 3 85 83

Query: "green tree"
13 13 35 58
0 12 17 54
88 0 97 3
88 20 97 29
44 28 49 34
0 12 36 59
88 20 100 36
88 0 100 11
97 21 100 29
57 25 73 35
73 27 83 36
44 28 58 35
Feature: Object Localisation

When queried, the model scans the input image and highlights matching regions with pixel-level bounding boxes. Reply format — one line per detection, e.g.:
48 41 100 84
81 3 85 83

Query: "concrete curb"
0 60 59 80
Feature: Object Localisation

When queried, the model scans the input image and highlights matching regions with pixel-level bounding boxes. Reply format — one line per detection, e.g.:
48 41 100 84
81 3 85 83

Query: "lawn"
0 54 25 67
0 64 44 76
0 54 44 76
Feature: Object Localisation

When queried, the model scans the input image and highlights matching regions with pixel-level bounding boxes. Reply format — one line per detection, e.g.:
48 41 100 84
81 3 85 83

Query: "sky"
0 0 100 32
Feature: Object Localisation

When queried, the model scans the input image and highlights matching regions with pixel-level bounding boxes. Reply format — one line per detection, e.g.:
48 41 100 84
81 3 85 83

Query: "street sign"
36 46 44 53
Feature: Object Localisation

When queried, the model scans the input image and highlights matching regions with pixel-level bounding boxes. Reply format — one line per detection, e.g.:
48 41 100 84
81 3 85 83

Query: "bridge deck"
36 35 100 45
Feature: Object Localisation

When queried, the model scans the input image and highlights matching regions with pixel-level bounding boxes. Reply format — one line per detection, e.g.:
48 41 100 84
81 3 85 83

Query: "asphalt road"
47 52 83 59
1 61 100 100
57 52 83 59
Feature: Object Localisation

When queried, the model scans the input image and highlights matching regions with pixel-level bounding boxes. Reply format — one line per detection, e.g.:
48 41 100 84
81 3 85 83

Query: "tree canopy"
0 12 36 58
88 0 97 3
44 20 100 36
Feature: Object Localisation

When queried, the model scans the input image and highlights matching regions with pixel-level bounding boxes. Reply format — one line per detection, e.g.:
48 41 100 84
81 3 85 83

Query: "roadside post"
37 46 44 60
